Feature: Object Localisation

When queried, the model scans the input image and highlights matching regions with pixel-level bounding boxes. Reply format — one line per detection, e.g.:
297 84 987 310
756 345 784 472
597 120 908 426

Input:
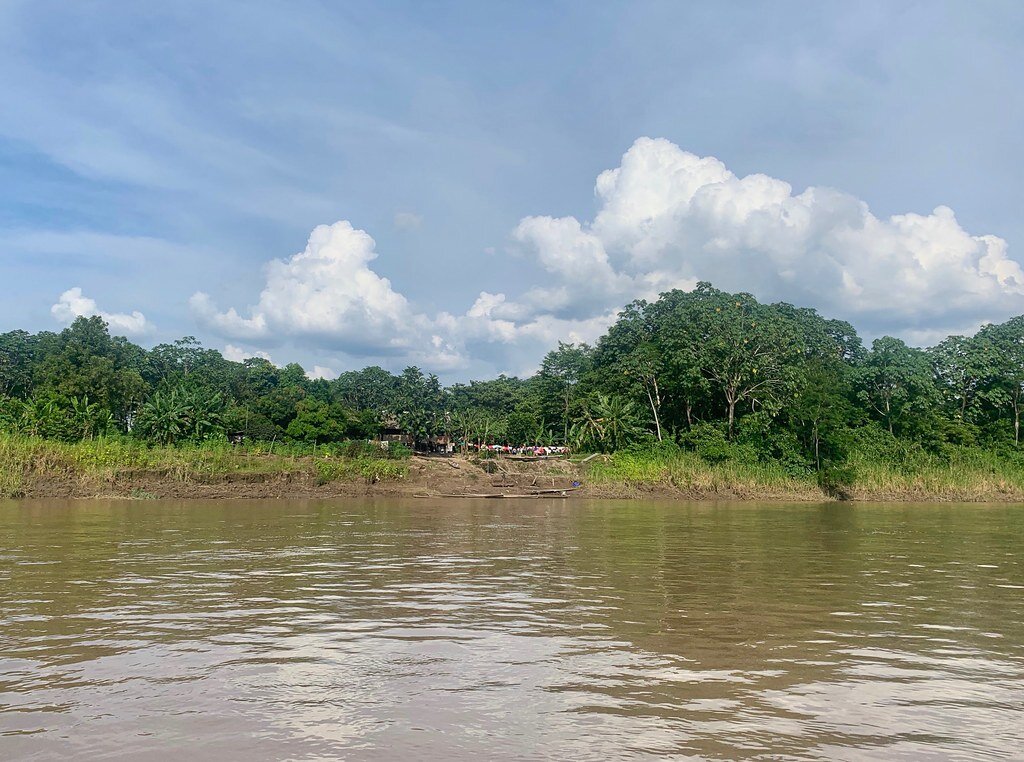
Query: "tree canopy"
4 283 1024 473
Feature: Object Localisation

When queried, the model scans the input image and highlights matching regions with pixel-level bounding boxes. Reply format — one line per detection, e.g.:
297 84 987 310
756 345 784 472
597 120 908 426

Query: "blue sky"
2 1 1023 379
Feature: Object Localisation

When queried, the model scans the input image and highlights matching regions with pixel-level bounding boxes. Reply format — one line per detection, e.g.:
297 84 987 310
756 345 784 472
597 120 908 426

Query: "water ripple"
1 498 1022 760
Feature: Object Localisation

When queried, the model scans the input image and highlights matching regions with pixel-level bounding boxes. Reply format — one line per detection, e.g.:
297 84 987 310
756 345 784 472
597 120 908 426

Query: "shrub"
679 422 759 465
314 457 407 484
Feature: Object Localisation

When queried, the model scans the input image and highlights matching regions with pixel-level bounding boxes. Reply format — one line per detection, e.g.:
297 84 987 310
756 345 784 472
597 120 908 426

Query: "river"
1 499 1022 760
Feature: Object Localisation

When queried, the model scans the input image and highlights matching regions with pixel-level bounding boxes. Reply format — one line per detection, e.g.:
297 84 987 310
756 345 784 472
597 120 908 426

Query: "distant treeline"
3 282 1024 478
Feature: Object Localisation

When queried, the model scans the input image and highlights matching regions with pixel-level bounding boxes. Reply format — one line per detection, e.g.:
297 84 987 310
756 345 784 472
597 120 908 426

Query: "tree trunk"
726 395 737 439
564 386 571 443
813 422 820 471
646 386 662 441
652 377 663 441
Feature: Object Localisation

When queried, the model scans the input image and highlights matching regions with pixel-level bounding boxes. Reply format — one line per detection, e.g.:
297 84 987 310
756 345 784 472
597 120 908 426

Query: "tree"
222 405 280 441
69 395 114 440
855 337 938 438
977 317 1024 445
149 337 204 382
332 366 398 412
134 389 188 445
449 375 527 416
255 386 306 430
593 301 667 441
32 317 149 429
505 410 538 446
285 400 352 444
134 386 223 445
570 394 644 452
393 367 448 446
654 284 803 438
0 330 36 398
788 358 855 469
239 357 279 400
930 334 991 422
278 362 309 389
537 342 592 443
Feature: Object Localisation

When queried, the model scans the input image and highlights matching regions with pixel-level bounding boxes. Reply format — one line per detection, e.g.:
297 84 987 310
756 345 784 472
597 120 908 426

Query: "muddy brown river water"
1 499 1022 760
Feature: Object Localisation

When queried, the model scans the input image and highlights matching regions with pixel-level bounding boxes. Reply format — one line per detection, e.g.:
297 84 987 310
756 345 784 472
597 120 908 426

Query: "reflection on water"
1 499 1022 760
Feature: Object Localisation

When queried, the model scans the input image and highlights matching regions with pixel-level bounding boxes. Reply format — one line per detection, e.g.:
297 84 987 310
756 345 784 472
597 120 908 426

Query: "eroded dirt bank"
15 454 574 500
15 454 823 501
15 453 1023 502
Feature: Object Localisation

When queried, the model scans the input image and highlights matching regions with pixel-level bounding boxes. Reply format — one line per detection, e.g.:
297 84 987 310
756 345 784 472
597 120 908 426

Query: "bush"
222 406 281 441
736 412 812 475
818 463 855 499
329 440 411 460
314 457 407 484
584 440 809 494
679 422 758 465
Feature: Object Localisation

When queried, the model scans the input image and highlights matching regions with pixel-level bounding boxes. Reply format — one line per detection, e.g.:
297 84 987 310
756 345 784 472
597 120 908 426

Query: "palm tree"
135 390 188 445
20 396 58 438
594 394 643 451
69 395 101 439
570 394 644 452
134 387 223 445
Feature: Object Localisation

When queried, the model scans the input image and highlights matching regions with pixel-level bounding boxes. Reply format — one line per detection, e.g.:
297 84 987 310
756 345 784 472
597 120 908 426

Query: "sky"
2 0 1023 380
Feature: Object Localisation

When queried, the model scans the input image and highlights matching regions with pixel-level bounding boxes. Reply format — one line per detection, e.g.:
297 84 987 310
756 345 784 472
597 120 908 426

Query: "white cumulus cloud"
51 287 154 336
190 219 607 374
191 221 419 355
512 137 1024 337
189 138 1024 377
308 365 337 380
223 344 272 363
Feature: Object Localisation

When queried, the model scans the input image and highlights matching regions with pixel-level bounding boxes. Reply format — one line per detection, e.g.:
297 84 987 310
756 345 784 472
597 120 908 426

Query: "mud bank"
15 455 585 501
12 453 1024 502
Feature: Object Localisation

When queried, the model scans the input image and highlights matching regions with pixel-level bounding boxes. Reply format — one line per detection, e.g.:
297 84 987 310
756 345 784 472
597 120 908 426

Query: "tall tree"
593 301 667 440
930 334 990 421
537 342 593 443
655 284 803 438
0 330 36 398
977 318 1024 445
856 337 937 437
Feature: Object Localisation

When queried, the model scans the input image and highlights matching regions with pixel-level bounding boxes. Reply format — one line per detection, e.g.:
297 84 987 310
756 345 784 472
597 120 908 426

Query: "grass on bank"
6 433 1024 502
583 441 1024 501
0 435 409 498
584 447 820 498
844 446 1024 500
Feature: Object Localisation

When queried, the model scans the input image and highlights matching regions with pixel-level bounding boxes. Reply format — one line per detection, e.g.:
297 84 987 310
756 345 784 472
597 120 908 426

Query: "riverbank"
4 436 1024 502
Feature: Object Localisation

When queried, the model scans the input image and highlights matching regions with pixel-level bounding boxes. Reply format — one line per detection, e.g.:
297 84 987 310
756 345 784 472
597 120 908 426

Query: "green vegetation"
584 444 815 498
0 434 408 498
5 280 1024 500
580 440 1024 501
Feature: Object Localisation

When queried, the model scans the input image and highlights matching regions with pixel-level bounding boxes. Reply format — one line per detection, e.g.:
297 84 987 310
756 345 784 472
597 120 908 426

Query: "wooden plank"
414 492 570 499
524 485 582 494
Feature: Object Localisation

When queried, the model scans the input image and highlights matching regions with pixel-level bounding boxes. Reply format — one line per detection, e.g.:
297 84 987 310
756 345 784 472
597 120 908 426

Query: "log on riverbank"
414 492 570 499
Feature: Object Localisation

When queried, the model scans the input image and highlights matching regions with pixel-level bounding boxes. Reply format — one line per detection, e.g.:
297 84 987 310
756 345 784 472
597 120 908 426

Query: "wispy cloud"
393 211 423 230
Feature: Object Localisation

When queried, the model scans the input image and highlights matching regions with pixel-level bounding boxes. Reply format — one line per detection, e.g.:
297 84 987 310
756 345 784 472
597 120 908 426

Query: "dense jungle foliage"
4 282 1024 486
